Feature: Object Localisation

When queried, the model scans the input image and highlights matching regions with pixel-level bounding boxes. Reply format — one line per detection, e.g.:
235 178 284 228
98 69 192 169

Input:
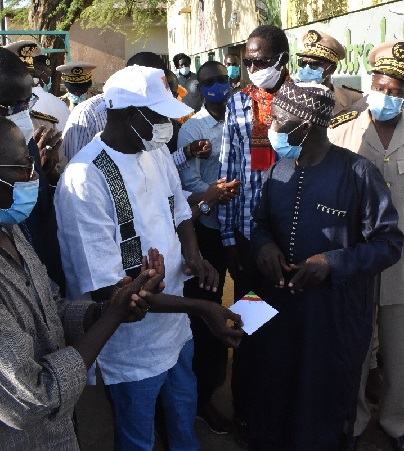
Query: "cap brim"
295 51 334 63
148 97 194 119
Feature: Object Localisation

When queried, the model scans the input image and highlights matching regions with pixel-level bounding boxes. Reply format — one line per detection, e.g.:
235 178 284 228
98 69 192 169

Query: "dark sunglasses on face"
199 75 229 88
297 58 323 70
0 93 39 117
0 155 36 184
242 53 281 69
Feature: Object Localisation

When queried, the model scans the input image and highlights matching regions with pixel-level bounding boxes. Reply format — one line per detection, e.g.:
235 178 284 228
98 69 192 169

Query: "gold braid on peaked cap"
272 82 336 127
297 30 345 64
369 40 404 81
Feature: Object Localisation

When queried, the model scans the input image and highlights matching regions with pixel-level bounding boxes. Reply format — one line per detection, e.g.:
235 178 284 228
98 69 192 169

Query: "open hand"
33 125 62 175
103 248 166 322
140 248 166 293
182 257 219 292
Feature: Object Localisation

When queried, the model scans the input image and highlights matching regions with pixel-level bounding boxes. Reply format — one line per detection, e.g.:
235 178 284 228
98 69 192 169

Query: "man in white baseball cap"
55 64 242 450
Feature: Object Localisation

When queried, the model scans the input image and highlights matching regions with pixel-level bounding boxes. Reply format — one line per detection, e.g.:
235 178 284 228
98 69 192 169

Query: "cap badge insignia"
392 42 404 62
307 30 321 44
20 45 36 57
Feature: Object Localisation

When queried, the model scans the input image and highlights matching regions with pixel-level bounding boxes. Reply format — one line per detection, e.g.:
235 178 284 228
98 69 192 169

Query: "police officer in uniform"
329 40 404 451
294 30 363 115
4 40 65 174
57 61 96 111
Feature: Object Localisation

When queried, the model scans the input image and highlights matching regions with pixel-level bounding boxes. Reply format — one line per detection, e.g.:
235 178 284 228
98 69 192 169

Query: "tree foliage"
79 0 166 41
2 0 166 38
1 0 166 93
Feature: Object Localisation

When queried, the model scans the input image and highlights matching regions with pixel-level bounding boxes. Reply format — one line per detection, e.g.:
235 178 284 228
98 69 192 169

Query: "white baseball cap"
103 65 194 119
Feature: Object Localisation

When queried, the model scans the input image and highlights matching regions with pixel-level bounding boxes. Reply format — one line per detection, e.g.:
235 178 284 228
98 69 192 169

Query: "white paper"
229 300 278 335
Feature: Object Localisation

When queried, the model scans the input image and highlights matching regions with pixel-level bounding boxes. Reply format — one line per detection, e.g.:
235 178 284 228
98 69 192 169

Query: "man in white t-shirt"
55 64 242 450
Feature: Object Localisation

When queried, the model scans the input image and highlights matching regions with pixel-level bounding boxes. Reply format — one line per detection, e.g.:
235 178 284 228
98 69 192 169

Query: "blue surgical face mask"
227 65 240 79
179 67 190 76
67 92 88 104
43 80 52 92
0 179 39 224
367 90 404 121
200 81 231 104
268 122 308 160
296 66 325 84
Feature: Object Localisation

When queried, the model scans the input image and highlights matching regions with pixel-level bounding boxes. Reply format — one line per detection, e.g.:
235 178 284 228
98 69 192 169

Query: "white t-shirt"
55 134 192 383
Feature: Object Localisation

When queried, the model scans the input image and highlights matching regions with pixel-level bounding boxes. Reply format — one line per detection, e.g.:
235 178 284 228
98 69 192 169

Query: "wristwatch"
198 201 211 215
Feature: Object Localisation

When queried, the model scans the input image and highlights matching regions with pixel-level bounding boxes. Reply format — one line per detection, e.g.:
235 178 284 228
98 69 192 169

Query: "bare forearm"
177 219 200 260
137 291 244 348
73 308 123 370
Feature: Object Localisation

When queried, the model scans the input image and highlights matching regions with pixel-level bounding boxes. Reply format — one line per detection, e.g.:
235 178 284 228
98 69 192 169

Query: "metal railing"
0 30 70 60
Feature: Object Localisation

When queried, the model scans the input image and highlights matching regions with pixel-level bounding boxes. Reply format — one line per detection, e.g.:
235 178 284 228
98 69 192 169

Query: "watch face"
199 202 210 213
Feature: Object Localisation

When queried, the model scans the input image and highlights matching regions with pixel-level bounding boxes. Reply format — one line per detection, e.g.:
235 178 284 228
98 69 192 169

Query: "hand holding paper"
229 292 278 335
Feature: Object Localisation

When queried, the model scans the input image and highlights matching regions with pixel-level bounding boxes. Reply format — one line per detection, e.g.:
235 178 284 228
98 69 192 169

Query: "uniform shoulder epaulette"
341 85 363 94
329 110 359 129
30 110 59 124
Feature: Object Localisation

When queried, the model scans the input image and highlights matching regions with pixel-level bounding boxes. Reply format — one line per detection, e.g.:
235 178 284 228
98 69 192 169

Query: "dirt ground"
75 274 394 451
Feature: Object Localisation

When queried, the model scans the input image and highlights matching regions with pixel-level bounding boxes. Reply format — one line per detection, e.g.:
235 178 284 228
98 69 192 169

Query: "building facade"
167 0 404 91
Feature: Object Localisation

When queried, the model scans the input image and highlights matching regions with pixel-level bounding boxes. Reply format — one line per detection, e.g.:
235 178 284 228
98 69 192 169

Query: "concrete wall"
70 17 169 89
124 22 168 61
4 14 169 91
167 0 261 71
69 22 126 89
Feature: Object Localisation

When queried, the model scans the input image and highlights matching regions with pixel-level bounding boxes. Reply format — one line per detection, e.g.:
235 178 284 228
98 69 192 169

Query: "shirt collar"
199 104 223 128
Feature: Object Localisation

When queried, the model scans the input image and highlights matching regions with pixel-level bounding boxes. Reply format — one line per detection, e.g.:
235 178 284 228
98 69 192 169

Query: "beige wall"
124 22 168 61
69 22 126 89
4 14 169 91
167 0 260 70
70 17 169 89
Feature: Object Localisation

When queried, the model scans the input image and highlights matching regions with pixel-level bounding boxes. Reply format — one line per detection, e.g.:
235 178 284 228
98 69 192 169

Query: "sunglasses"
297 58 324 70
199 75 229 88
243 53 282 69
0 93 39 117
0 155 36 185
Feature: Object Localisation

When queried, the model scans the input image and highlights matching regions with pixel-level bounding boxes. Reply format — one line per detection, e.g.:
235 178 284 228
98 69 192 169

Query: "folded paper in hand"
229 292 278 335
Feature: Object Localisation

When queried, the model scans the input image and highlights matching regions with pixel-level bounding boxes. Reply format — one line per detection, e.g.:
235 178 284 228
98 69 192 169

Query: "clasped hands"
104 248 243 348
102 248 165 322
204 177 241 207
257 242 330 293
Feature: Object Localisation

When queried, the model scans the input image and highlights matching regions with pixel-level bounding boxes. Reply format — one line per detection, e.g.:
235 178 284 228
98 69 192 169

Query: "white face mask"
7 109 34 144
131 109 173 151
248 53 284 89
